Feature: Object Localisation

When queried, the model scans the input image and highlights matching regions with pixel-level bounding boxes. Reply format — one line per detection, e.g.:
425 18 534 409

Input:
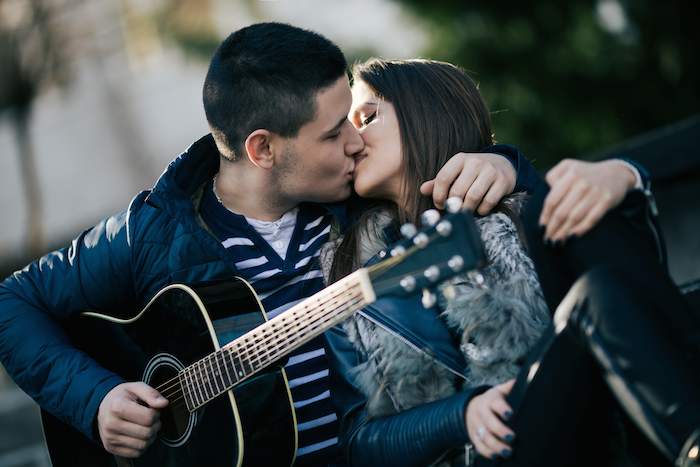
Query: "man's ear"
244 130 275 169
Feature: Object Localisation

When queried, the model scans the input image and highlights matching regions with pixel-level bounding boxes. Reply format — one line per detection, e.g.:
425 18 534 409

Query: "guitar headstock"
367 197 486 302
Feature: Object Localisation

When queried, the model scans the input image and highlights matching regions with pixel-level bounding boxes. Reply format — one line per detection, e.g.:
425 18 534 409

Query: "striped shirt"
200 181 341 466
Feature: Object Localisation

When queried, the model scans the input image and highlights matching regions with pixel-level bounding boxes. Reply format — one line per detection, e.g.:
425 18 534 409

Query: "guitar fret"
181 367 195 410
252 327 267 369
241 335 255 374
257 326 276 369
234 343 246 380
190 364 205 408
196 360 209 402
242 336 257 370
227 345 243 382
217 351 232 388
208 355 221 395
202 359 215 400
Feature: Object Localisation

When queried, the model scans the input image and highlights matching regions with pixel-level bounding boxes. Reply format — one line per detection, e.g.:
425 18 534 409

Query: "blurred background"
0 0 698 465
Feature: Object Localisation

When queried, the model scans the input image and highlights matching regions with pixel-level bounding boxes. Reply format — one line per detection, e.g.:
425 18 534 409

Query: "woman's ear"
244 130 274 169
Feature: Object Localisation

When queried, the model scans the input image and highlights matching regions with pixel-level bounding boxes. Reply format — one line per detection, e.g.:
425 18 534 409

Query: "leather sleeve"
326 325 489 467
485 144 545 194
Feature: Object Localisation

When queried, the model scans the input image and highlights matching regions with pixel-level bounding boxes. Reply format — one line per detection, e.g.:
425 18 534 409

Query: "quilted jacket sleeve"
0 199 144 441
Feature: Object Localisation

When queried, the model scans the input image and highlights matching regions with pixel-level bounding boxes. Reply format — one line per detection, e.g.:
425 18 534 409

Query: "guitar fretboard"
178 269 374 411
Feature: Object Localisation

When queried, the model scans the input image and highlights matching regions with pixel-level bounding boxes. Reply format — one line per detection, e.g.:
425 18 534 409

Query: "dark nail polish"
504 434 514 443
503 410 513 420
501 449 512 458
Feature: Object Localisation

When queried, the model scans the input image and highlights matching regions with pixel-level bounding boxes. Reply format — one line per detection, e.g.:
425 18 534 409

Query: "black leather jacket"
326 293 490 466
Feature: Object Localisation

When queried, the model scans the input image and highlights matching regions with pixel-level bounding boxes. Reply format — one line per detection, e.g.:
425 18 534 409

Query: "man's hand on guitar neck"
97 382 169 458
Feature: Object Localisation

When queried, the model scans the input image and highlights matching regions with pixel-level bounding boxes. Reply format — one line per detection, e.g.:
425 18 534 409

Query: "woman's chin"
352 181 365 197
352 182 374 199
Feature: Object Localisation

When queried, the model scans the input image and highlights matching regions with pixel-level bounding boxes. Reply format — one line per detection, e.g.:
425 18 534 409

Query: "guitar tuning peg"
423 265 440 283
400 223 417 239
447 255 464 272
420 209 440 227
435 220 452 237
390 245 406 257
421 289 437 308
399 276 416 293
412 232 429 249
446 196 463 213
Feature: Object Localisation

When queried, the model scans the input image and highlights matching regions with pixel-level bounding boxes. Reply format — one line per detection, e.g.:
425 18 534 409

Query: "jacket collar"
145 134 219 220
145 133 353 229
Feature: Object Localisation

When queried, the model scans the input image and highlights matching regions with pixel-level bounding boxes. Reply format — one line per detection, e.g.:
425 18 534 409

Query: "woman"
321 57 550 465
323 58 700 467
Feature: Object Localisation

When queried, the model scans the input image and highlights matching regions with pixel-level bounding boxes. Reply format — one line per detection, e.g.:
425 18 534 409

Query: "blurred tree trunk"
0 0 71 257
12 109 43 257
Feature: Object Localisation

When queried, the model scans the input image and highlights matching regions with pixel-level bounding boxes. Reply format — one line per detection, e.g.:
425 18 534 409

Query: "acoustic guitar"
41 207 485 467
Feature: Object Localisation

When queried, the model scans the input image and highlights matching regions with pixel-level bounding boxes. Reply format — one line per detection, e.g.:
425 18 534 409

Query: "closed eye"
361 112 376 127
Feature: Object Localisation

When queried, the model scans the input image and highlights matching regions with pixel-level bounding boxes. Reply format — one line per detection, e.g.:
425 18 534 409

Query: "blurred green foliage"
394 0 698 168
151 0 220 60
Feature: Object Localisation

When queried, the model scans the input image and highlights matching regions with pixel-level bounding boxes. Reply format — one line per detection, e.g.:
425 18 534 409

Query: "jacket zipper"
357 310 468 382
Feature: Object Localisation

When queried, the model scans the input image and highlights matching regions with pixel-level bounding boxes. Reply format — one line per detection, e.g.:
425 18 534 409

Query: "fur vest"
320 194 550 419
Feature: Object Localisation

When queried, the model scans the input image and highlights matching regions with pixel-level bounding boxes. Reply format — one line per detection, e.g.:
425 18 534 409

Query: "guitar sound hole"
143 354 196 447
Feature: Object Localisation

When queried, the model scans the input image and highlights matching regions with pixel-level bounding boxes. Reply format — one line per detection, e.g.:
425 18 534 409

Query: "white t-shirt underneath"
245 207 299 259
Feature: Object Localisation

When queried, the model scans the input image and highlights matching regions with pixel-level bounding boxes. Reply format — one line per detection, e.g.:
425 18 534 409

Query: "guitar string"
155 232 450 408
152 283 364 402
150 280 361 398
159 288 364 405
161 292 366 408
152 282 363 399
155 236 418 398
162 300 361 407
162 294 366 409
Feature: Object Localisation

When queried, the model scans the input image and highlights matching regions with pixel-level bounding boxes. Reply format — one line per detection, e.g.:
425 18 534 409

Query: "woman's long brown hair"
329 59 495 283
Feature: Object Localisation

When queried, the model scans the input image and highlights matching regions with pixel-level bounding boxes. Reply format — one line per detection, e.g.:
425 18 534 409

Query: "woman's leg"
520 186 700 358
517 187 700 464
476 266 700 466
497 322 619 467
557 266 700 463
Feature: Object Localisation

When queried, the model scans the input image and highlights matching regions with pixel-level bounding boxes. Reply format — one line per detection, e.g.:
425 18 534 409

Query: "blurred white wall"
0 0 427 260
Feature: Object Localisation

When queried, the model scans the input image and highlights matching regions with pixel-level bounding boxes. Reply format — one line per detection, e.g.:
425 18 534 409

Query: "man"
0 22 642 466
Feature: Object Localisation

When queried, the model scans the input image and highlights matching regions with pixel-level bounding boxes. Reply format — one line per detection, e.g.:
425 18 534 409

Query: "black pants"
477 188 700 466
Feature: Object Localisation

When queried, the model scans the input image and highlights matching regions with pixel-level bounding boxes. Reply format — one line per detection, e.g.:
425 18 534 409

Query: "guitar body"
41 278 297 467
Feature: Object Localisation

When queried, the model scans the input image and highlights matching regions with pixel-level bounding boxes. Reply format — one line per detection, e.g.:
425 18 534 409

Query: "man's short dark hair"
203 22 347 160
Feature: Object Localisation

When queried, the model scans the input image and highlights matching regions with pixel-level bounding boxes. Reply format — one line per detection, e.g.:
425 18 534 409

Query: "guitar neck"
179 269 376 410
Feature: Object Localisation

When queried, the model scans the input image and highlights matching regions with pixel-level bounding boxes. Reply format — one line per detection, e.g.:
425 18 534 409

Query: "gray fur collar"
321 194 550 418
